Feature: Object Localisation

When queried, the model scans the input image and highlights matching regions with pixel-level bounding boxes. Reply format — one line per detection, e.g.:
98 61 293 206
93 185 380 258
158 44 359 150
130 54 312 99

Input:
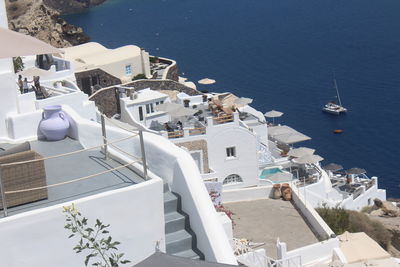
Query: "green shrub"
132 73 147 81
13 56 24 73
316 206 349 235
317 207 392 250
149 56 159 63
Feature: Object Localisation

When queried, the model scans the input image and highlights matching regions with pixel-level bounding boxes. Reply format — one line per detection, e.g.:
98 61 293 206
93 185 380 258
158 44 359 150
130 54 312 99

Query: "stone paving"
225 198 318 259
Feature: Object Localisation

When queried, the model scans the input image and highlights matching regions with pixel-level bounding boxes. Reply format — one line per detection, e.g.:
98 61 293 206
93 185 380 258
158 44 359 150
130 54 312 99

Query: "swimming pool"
259 167 283 179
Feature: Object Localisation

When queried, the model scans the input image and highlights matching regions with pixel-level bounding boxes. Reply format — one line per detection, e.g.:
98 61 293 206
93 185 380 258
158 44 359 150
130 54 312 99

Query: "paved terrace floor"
224 198 318 259
0 138 144 217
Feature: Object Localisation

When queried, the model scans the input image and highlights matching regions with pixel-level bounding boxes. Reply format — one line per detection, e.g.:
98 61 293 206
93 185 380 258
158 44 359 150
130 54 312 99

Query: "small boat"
333 129 343 134
323 79 347 115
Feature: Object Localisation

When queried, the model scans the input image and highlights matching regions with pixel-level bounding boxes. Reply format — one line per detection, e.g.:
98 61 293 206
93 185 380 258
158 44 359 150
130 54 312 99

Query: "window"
125 64 132 75
146 103 155 114
138 107 143 121
226 147 236 158
223 174 243 185
160 100 164 104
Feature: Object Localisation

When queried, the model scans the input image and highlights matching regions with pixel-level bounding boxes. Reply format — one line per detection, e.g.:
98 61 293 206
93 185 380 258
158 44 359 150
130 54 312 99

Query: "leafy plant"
63 204 131 267
215 204 235 226
13 56 24 73
132 73 147 81
149 56 159 63
317 206 392 249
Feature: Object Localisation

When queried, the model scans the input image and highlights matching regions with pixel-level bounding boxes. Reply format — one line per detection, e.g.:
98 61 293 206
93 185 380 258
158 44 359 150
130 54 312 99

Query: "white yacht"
322 79 347 115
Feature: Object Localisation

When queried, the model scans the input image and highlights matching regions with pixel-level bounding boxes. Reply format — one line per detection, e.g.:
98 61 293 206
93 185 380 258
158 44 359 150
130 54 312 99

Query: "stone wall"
125 79 199 96
75 68 121 93
175 139 210 173
89 79 200 118
158 58 178 81
90 87 119 117
165 63 179 81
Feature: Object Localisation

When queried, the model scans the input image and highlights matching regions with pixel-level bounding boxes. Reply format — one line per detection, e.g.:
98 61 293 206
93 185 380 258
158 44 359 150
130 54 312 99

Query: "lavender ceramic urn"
39 105 70 141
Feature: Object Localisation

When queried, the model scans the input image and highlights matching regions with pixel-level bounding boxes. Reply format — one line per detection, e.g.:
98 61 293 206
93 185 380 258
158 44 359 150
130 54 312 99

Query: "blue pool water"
64 0 400 197
260 168 283 180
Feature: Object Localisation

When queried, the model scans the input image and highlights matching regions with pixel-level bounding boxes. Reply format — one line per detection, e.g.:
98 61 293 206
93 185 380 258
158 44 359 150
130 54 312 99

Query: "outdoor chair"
0 150 48 209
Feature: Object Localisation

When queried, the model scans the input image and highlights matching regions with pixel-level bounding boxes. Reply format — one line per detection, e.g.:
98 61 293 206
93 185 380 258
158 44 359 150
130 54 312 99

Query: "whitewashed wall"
0 179 165 267
64 107 238 265
207 114 259 188
120 96 169 128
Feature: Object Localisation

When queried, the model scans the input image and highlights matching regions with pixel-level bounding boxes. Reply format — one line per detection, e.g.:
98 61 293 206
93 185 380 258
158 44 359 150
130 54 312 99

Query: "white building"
120 88 171 128
119 90 272 189
0 6 237 266
61 42 151 94
118 88 386 211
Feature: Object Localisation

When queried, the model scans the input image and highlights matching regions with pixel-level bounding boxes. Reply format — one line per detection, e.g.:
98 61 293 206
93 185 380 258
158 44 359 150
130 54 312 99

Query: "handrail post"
0 171 8 217
139 130 148 180
101 114 108 160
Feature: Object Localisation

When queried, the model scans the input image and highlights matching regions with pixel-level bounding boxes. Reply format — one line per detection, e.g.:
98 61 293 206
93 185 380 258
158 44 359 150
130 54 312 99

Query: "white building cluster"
0 1 393 266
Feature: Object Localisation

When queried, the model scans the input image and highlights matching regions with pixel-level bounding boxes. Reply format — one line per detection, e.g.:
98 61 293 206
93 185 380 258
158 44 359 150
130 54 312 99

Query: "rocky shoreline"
6 0 107 48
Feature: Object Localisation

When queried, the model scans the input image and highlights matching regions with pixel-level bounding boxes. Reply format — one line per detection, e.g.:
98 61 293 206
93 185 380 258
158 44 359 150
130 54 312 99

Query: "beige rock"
55 23 62 33
370 209 385 217
382 201 400 217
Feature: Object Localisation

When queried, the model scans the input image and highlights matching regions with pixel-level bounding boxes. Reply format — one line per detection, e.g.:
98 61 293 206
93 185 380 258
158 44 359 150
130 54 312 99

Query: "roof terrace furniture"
0 150 47 209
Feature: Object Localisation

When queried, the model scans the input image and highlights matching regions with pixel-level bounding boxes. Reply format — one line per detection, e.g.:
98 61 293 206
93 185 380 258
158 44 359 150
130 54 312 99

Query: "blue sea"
65 0 400 197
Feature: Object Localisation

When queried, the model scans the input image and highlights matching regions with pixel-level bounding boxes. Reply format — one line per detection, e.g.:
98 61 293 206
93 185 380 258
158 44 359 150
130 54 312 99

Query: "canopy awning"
274 132 311 144
323 163 343 172
268 125 297 136
346 168 366 175
0 27 61 58
292 154 324 164
234 97 253 107
169 106 197 117
287 147 315 158
264 110 283 118
155 102 182 112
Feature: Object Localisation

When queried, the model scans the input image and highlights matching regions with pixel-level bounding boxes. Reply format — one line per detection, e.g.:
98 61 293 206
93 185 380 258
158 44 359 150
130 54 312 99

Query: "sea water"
65 0 400 197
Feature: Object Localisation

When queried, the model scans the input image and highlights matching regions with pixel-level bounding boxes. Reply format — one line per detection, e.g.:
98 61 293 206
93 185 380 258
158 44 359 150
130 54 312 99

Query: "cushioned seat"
0 150 48 209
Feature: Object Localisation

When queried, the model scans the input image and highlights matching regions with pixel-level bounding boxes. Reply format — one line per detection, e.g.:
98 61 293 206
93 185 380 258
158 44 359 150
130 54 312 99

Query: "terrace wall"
0 179 165 267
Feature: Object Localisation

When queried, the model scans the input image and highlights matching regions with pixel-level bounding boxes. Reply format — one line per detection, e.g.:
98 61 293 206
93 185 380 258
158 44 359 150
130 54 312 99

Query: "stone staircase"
163 182 203 260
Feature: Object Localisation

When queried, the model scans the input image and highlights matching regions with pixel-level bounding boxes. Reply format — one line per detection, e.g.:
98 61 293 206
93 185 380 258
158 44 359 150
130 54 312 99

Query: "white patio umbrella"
268 125 297 136
0 27 61 58
234 97 253 107
155 102 182 112
274 132 311 145
323 163 343 172
293 154 324 164
346 168 366 175
287 147 315 158
169 106 197 118
264 110 284 124
198 78 216 85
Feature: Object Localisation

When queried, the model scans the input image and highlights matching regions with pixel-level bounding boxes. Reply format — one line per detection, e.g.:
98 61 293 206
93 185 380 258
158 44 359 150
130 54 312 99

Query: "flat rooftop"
224 198 318 259
0 138 144 217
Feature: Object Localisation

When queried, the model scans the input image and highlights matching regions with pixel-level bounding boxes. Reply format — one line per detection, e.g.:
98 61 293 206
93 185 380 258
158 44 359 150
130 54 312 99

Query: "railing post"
139 130 148 180
101 114 108 160
0 171 8 217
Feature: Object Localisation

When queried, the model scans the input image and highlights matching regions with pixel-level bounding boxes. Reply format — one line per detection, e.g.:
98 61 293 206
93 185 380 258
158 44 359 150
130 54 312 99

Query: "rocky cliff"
43 0 107 14
5 0 106 48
